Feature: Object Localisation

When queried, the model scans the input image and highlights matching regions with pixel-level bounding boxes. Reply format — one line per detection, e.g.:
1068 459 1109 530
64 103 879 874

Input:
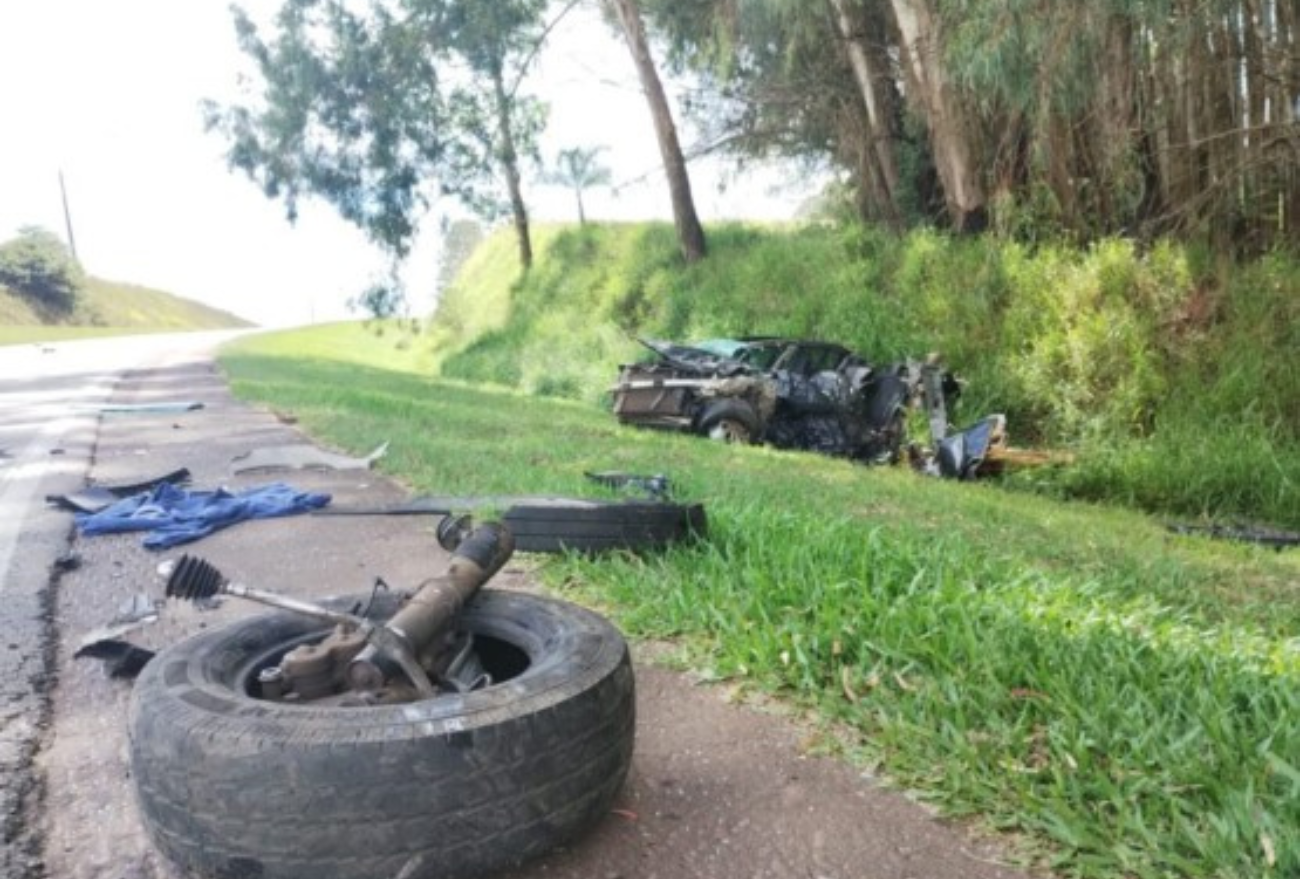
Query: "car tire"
695 399 760 444
129 590 636 879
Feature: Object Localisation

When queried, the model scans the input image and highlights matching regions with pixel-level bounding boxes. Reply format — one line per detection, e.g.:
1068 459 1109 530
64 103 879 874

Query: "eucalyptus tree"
205 0 548 271
941 0 1300 245
640 0 916 225
604 0 708 262
546 147 612 224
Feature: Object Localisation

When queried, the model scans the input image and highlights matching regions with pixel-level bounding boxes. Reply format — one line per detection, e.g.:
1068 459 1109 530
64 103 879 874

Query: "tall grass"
221 334 1300 879
432 223 1300 528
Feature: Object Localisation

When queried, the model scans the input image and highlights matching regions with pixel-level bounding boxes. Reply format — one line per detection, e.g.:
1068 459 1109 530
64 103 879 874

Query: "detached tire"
695 399 760 444
129 591 635 879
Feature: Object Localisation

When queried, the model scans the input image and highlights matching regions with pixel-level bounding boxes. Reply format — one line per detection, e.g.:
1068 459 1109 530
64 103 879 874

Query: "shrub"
0 227 84 314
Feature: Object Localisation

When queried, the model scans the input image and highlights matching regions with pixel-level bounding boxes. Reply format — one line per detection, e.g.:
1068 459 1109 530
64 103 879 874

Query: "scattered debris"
1166 522 1300 550
53 552 82 572
230 441 389 474
75 482 331 549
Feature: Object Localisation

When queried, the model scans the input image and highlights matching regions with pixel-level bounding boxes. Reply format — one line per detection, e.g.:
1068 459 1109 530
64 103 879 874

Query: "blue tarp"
76 482 331 549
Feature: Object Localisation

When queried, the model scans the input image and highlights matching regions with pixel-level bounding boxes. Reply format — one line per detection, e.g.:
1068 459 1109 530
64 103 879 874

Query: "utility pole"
58 170 79 261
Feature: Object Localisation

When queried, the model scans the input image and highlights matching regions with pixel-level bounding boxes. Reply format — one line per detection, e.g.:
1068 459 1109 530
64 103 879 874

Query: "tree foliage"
205 0 548 266
0 227 84 314
639 0 1300 249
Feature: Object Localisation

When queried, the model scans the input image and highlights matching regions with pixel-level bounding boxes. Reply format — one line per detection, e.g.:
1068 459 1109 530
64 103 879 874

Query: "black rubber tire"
695 399 760 444
129 591 635 879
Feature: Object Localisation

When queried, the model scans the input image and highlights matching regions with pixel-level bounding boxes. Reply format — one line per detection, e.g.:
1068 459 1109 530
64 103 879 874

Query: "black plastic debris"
1166 522 1300 550
75 620 157 679
74 639 156 679
47 468 192 514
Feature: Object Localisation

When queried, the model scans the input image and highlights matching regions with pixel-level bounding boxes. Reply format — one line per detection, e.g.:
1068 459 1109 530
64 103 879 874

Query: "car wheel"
129 590 635 879
696 399 760 444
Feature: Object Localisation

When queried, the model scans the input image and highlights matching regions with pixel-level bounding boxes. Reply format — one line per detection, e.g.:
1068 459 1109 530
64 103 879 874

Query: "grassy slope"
0 275 252 339
222 324 1299 879
433 223 1299 529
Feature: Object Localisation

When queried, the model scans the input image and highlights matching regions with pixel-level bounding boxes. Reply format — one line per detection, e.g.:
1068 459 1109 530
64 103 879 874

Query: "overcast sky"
0 1 818 327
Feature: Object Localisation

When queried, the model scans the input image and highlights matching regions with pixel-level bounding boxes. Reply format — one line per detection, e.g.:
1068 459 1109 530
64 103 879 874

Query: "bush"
0 227 84 314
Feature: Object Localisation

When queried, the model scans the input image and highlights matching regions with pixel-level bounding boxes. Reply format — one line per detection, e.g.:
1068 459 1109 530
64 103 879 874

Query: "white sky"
0 1 818 327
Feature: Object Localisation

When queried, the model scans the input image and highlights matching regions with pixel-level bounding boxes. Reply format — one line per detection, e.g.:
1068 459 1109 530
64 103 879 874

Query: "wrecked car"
612 337 958 463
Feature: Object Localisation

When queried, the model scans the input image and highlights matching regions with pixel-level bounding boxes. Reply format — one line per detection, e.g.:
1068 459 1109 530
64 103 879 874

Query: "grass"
221 326 1300 879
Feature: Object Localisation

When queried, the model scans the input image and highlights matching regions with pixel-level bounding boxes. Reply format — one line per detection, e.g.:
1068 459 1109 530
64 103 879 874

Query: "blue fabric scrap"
76 482 331 550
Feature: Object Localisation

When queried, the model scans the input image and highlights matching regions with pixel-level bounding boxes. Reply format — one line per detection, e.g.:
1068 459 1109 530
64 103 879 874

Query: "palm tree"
547 147 613 224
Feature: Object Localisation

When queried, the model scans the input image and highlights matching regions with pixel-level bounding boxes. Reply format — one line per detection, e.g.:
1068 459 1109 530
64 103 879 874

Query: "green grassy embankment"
433 223 1299 530
222 323 1299 879
0 275 252 343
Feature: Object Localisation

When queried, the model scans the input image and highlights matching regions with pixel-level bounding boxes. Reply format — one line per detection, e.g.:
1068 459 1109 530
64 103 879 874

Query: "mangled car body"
612 337 958 464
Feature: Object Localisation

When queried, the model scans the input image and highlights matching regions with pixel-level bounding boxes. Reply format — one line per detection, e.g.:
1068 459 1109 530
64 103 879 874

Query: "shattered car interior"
613 336 972 468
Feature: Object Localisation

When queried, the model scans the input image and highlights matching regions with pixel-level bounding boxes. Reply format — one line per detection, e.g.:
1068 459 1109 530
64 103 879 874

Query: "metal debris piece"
86 401 205 414
585 470 673 500
164 526 515 704
230 441 389 475
114 593 161 625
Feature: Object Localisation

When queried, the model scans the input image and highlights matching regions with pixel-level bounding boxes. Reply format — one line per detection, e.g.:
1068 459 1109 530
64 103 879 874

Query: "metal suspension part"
162 522 515 701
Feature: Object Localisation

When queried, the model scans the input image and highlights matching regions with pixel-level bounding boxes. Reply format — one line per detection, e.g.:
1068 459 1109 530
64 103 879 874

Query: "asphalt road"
0 332 245 878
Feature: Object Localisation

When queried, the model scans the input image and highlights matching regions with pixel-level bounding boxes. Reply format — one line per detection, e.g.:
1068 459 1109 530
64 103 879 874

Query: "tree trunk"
887 0 987 231
490 59 533 269
827 0 901 224
606 0 707 262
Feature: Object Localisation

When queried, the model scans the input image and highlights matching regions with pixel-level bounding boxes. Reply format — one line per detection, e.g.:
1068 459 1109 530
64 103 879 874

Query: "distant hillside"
0 276 253 330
